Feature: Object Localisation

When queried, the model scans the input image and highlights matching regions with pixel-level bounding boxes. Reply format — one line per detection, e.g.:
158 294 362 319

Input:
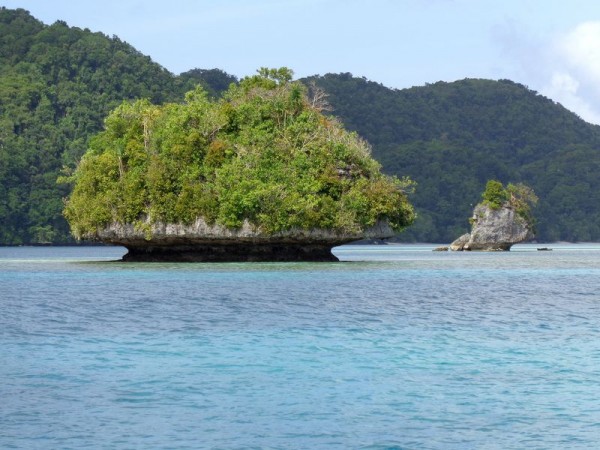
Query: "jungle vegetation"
63 68 415 238
304 74 600 242
480 180 538 226
0 8 235 243
3 7 600 244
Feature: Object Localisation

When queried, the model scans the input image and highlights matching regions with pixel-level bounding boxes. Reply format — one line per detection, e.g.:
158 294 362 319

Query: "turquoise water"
2 244 600 449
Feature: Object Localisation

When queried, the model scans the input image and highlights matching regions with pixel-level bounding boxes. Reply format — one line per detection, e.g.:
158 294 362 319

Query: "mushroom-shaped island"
63 68 415 261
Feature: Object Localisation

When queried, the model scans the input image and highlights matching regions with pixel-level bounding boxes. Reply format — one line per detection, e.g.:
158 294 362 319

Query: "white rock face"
449 233 470 251
88 217 396 262
92 217 395 245
450 204 534 251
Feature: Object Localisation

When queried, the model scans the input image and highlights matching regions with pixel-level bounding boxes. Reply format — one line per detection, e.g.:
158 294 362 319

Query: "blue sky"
4 0 600 124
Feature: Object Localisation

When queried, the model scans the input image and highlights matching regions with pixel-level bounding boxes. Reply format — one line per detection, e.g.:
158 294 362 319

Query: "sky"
4 0 600 124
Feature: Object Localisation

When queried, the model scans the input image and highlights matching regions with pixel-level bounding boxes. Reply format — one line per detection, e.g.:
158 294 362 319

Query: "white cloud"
495 19 600 125
550 72 579 95
541 21 600 124
545 72 600 124
559 21 600 81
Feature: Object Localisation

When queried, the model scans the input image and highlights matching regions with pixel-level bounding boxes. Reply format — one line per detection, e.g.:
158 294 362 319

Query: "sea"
2 244 600 449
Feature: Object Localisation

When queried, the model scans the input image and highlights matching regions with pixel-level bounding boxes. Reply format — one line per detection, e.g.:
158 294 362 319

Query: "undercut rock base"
120 243 340 262
90 218 396 262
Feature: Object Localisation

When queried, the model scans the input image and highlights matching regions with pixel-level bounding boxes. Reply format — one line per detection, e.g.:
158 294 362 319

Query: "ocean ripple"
2 244 600 449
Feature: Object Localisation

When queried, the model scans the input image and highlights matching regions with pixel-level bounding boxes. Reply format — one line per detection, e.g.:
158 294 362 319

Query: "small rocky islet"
449 202 533 251
446 180 537 252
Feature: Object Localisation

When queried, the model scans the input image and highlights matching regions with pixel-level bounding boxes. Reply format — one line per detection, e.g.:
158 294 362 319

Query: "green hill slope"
3 7 600 244
305 74 600 242
0 8 235 244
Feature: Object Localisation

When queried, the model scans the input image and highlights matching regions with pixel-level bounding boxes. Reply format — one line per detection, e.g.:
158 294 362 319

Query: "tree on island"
62 68 416 261
481 179 538 226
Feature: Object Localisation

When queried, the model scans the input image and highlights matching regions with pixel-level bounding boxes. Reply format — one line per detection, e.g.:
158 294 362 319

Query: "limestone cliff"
91 218 395 262
450 203 534 251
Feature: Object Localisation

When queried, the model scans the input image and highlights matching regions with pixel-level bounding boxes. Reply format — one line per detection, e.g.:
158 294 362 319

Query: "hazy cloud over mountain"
547 21 600 124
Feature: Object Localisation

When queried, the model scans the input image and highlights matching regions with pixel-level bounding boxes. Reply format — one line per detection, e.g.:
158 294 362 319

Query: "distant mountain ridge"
304 74 600 242
2 7 600 244
0 8 235 244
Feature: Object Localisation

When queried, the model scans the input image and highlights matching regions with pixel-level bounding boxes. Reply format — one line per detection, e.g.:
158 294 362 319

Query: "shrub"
64 68 416 239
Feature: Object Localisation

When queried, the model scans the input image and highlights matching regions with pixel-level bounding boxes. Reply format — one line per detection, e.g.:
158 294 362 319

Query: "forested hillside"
305 74 600 242
3 7 600 244
0 8 235 244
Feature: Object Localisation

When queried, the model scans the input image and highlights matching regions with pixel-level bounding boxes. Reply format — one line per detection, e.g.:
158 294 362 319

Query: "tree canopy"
0 8 235 244
63 69 415 239
481 179 537 224
304 74 600 242
4 7 600 245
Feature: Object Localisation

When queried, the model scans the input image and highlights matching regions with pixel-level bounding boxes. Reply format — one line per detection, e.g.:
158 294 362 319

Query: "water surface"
2 244 600 449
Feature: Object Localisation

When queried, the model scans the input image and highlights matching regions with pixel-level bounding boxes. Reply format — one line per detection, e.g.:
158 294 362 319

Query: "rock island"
450 180 537 251
63 68 415 261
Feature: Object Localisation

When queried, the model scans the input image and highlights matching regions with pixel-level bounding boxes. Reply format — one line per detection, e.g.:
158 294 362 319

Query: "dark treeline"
2 7 600 244
305 74 600 242
0 8 236 244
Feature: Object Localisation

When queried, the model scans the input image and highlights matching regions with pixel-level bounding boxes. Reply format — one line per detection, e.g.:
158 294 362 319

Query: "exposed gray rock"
450 204 534 251
449 233 471 251
88 218 396 262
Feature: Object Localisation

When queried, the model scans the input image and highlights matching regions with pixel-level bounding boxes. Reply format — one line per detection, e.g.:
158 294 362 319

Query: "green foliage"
64 70 415 239
506 182 538 225
482 180 508 209
177 68 238 98
4 7 600 245
478 179 537 225
0 8 185 244
0 8 239 245
256 67 294 84
304 73 600 242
